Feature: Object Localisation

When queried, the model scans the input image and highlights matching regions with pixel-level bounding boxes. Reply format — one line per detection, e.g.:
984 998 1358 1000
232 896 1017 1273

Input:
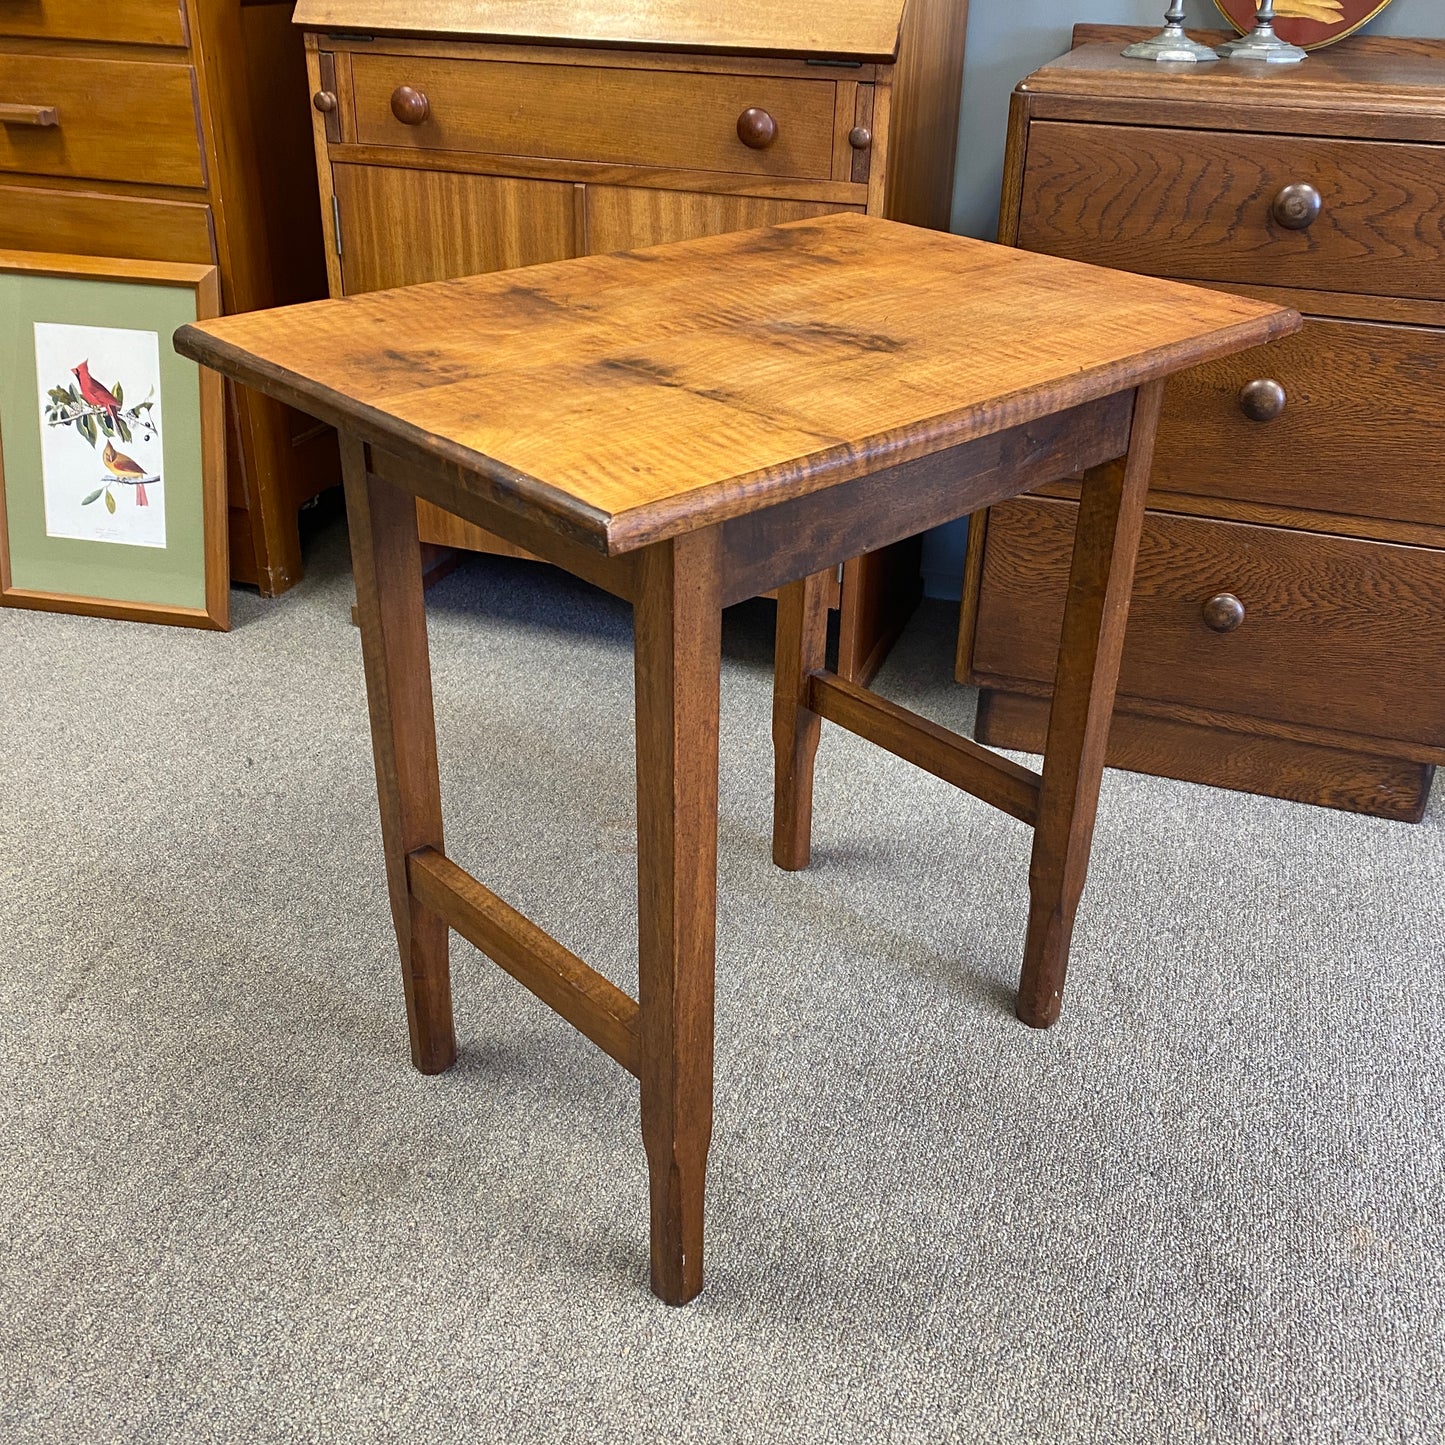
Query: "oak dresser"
958 26 1445 822
0 0 337 593
295 0 970 681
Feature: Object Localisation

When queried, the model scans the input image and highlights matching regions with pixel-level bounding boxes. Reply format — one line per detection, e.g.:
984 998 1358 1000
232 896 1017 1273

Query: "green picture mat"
0 273 206 609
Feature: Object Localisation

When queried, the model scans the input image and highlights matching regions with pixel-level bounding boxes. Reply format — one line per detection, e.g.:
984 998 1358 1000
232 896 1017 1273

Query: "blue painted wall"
920 0 1442 600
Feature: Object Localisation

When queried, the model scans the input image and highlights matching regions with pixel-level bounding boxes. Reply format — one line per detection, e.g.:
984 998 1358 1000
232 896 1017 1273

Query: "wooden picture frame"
0 252 227 630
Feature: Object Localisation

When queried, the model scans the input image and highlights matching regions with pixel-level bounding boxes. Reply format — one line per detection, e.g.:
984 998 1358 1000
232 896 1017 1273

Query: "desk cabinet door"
584 185 858 254
332 163 578 294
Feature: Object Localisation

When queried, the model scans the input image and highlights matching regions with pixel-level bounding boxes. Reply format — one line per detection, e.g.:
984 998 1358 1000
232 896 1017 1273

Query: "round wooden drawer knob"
1238 378 1287 422
1271 182 1321 231
313 90 338 114
390 85 430 126
1202 593 1246 633
737 107 778 150
848 125 872 150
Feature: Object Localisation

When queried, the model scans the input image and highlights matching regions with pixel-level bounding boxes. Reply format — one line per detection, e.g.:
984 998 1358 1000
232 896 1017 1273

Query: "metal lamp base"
1217 24 1308 62
1122 25 1221 62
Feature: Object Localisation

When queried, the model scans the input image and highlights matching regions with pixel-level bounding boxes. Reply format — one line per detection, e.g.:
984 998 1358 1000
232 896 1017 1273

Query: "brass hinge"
331 193 342 257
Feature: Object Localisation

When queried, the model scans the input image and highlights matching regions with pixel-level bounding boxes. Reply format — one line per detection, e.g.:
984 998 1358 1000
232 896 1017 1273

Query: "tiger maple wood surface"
292 0 905 59
176 213 1295 555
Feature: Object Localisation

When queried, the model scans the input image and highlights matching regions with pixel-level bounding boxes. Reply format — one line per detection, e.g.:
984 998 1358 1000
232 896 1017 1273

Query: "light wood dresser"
0 0 337 593
295 0 970 680
958 26 1445 822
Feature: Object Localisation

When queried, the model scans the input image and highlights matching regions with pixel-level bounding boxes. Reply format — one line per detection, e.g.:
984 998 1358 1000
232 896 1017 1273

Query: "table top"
174 214 1297 555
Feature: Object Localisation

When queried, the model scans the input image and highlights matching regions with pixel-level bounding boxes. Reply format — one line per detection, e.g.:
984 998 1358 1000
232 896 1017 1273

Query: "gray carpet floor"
2 514 1442 1445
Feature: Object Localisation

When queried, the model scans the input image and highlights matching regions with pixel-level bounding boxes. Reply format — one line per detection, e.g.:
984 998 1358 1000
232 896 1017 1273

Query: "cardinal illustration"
103 439 152 506
72 360 122 426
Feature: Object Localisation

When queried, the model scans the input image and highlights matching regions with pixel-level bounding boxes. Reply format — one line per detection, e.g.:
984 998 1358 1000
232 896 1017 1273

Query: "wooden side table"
175 215 1295 1305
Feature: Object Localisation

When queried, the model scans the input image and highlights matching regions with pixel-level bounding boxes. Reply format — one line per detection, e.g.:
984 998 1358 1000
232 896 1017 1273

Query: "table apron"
718 391 1135 607
365 442 642 602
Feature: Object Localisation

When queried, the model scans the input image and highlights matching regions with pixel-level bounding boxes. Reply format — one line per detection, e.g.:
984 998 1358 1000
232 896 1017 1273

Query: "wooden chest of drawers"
958 27 1445 821
296 0 970 682
0 0 336 594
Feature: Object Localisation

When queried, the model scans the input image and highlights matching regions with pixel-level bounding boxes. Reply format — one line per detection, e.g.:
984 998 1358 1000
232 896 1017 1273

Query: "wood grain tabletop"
174 213 1299 554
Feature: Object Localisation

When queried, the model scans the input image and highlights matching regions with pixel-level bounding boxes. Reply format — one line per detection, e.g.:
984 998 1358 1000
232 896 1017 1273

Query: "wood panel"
719 393 1133 604
884 0 968 230
415 499 539 560
175 213 1296 555
972 497 1445 750
1016 121 1445 302
292 0 906 60
0 53 205 188
332 163 578 294
0 0 185 46
1147 313 1445 532
1033 34 1445 144
349 54 838 180
0 182 213 263
976 688 1436 824
584 185 857 253
191 0 335 592
322 143 870 202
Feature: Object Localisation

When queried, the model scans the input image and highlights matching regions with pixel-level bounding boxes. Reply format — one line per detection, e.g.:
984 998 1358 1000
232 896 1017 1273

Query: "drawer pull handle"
848 125 872 150
313 90 338 114
0 103 60 127
737 107 778 150
1270 182 1321 231
390 85 429 126
1202 593 1246 634
1238 378 1287 422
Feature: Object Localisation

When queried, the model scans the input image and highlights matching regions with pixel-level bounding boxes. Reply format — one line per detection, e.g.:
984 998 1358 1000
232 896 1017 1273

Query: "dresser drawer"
1149 313 1445 531
348 54 838 180
1016 122 1445 301
0 0 185 46
973 498 1445 748
0 182 213 263
0 53 204 188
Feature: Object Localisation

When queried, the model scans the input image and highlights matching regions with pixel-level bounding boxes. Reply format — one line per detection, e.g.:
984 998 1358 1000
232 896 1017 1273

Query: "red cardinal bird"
72 360 122 426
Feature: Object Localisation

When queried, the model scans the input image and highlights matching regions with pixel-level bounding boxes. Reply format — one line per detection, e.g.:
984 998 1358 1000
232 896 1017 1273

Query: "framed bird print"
0 252 227 629
1213 0 1400 49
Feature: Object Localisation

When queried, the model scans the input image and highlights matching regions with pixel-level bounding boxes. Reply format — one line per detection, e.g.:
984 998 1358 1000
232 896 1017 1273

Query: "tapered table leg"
341 434 455 1074
633 529 723 1305
1018 380 1166 1028
772 569 832 870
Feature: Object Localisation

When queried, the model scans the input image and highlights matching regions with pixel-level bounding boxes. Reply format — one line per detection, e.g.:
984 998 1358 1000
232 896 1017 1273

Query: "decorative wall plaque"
1214 0 1400 50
